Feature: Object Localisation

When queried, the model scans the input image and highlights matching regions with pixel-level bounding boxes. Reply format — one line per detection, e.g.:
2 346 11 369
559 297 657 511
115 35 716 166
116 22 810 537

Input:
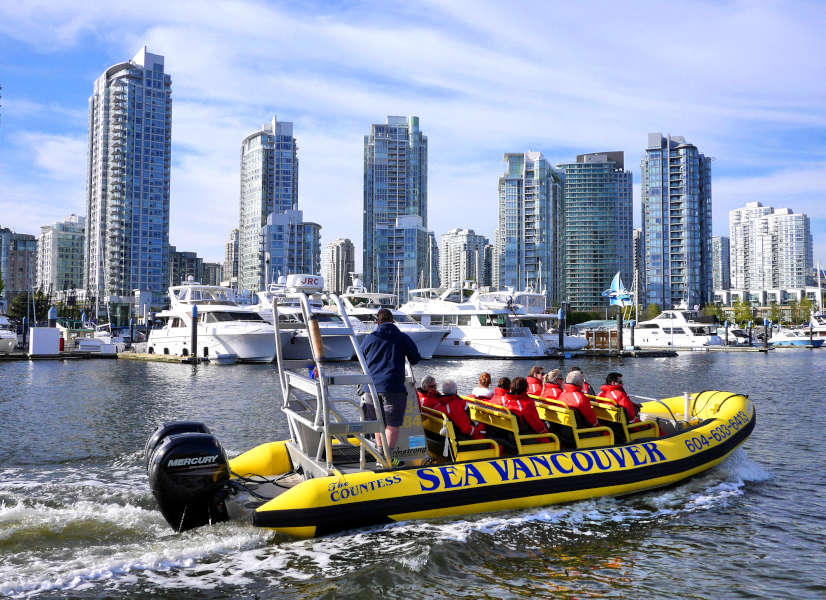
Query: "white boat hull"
434 327 545 358
541 333 589 352
633 334 723 349
0 335 15 353
148 328 284 363
281 330 354 361
401 328 447 359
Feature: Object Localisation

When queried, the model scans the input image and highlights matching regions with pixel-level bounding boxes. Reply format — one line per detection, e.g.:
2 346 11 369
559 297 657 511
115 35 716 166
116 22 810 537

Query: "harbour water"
1 351 824 598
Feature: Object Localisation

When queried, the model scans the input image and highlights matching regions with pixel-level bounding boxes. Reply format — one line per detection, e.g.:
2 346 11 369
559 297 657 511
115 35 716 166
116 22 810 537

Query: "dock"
579 349 678 358
117 352 204 364
0 351 118 361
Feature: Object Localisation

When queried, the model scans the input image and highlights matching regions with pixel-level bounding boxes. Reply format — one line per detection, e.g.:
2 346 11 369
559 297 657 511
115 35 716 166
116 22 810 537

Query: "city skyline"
1 2 825 269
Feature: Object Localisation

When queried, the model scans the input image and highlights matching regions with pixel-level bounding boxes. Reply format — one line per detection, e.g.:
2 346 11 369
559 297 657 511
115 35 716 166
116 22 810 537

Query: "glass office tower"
363 116 428 301
238 116 298 292
84 47 171 313
496 151 563 303
557 152 632 311
641 133 712 309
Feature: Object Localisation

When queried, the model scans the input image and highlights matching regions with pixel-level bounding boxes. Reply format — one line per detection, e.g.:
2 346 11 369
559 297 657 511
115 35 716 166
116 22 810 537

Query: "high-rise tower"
496 152 564 302
363 116 428 301
641 133 712 309
557 152 632 311
238 116 298 292
84 47 172 314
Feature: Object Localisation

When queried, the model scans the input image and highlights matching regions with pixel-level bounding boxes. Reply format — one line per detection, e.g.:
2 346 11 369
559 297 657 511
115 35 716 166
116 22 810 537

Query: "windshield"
181 287 237 305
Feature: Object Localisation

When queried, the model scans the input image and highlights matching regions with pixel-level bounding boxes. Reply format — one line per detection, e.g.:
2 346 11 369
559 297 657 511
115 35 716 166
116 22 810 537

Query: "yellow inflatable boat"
145 278 754 538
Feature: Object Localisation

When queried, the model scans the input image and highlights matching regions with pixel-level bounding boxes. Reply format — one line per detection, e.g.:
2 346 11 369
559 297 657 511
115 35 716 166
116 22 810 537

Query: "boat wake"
0 449 770 598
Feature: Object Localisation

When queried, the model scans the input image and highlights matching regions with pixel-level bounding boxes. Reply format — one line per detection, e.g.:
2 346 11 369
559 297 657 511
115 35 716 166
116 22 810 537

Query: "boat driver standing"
360 308 422 461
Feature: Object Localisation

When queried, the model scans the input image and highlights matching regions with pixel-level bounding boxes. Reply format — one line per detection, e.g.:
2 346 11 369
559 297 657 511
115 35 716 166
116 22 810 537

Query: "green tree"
768 302 782 324
733 298 752 326
7 290 52 323
700 303 723 322
798 297 813 325
787 299 799 325
642 303 661 320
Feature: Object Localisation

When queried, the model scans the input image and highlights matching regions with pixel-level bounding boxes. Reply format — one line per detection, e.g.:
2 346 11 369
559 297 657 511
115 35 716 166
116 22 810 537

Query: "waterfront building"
439 228 489 289
496 151 563 302
641 133 712 309
321 238 355 294
84 47 172 317
633 228 645 300
203 262 222 286
238 116 298 293
481 244 494 288
425 231 440 289
262 210 321 284
0 228 37 304
558 151 632 311
729 202 813 290
711 236 731 291
223 228 239 289
168 246 203 286
36 214 86 296
363 116 428 302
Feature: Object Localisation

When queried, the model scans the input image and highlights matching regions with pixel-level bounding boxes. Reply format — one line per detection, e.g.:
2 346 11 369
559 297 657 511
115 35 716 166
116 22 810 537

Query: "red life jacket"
559 383 599 427
492 386 508 404
417 389 442 411
540 381 563 400
599 384 638 422
439 394 486 439
526 376 543 395
502 392 550 440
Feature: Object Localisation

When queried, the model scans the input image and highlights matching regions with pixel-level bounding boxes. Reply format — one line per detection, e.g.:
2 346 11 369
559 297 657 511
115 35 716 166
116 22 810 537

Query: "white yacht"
250 283 355 361
399 285 546 358
0 313 16 353
147 280 280 362
634 308 723 348
477 288 588 352
334 281 448 359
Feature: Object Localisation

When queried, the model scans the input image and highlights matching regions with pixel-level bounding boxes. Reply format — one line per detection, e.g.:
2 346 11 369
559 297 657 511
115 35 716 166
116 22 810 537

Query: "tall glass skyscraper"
238 116 298 292
557 152 632 311
641 133 712 309
363 116 428 301
711 236 731 290
495 152 564 302
84 47 171 313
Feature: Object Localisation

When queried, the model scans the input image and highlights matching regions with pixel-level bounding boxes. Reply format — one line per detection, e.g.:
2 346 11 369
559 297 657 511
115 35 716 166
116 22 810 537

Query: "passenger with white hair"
436 379 486 440
559 370 600 427
416 375 441 410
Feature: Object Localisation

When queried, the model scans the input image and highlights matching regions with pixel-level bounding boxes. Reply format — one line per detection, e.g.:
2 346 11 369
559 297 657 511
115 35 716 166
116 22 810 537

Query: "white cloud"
1 0 825 268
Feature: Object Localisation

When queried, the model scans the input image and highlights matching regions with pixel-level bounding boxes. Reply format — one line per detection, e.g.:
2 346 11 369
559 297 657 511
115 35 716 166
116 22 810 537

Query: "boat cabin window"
478 314 510 327
354 314 375 322
171 317 186 328
393 313 413 323
202 311 265 323
637 323 659 330
457 315 471 326
661 327 687 335
443 290 462 303
314 313 343 324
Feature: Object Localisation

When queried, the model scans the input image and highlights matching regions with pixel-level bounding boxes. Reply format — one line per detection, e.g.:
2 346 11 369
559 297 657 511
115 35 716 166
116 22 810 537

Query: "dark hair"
606 372 623 385
497 376 511 390
510 377 527 394
529 365 543 377
569 366 582 373
376 308 394 324
479 372 491 387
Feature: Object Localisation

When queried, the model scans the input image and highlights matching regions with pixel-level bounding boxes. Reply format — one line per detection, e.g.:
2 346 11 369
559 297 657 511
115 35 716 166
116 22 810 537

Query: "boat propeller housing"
147 426 231 532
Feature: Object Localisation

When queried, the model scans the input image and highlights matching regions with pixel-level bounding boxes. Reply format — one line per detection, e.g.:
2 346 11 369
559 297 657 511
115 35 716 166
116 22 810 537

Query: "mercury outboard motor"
148 431 231 532
144 421 212 470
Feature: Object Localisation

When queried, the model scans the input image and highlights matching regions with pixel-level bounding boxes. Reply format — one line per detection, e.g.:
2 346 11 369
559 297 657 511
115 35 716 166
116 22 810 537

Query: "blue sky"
1 0 824 268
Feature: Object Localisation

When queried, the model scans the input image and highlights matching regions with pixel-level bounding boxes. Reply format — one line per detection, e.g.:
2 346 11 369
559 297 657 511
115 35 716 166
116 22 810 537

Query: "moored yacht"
0 314 16 353
333 280 448 359
634 308 723 349
147 279 280 362
477 288 588 352
250 283 355 361
769 328 824 348
399 285 546 358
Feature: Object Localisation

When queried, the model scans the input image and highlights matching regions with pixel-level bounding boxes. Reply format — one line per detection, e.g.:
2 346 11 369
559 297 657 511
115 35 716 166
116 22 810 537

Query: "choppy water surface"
1 351 824 598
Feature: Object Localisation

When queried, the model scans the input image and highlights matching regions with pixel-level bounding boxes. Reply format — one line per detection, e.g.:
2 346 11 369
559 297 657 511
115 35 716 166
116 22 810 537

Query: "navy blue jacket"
360 322 421 393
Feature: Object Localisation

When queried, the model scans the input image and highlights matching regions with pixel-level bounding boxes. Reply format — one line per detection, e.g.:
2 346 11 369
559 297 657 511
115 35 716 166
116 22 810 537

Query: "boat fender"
144 421 211 471
148 432 230 532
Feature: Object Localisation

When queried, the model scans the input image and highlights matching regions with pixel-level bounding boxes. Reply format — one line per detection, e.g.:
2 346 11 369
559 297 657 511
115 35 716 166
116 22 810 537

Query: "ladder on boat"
272 275 396 478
